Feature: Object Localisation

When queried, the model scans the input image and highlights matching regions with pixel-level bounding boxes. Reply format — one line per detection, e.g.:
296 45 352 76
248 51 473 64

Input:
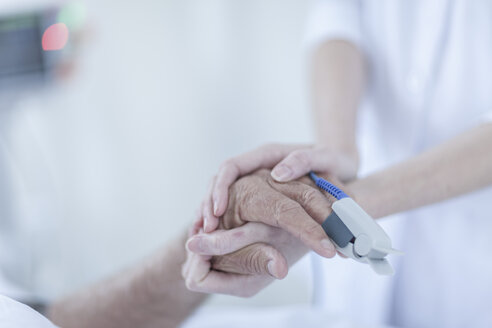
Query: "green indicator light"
57 1 87 31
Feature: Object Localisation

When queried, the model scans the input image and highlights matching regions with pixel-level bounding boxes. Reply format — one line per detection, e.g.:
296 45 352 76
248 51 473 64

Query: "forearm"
48 233 208 328
349 123 492 219
311 39 366 158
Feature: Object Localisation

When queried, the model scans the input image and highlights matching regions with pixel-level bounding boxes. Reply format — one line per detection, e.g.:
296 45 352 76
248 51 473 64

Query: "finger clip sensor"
309 172 403 275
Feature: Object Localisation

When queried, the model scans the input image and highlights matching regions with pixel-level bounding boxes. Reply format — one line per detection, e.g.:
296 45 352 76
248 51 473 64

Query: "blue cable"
309 171 348 200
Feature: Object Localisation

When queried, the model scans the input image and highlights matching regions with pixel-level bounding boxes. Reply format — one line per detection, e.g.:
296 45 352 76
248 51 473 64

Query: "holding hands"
202 144 357 233
182 144 357 297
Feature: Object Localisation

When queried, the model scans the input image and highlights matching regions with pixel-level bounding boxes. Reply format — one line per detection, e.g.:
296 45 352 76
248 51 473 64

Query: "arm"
309 39 365 168
48 233 208 328
191 123 492 284
349 123 492 219
48 219 305 327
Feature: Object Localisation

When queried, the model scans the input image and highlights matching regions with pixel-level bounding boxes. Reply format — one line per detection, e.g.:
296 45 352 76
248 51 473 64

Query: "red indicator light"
42 23 69 51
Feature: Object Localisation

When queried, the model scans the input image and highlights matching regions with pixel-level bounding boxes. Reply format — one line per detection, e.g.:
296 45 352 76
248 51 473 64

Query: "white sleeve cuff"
304 0 362 52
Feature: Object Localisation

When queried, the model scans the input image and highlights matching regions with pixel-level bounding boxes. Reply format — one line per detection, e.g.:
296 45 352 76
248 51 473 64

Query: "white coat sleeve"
304 0 362 51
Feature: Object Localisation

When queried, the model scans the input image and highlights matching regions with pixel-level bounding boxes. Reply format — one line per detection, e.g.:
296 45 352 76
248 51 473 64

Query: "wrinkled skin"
183 169 347 297
200 144 358 233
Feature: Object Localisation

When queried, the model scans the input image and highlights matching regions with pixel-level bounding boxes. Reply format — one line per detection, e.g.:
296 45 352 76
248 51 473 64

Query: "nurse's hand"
201 144 357 232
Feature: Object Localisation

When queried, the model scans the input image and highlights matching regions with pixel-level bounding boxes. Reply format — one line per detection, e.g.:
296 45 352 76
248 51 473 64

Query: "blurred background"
0 0 317 309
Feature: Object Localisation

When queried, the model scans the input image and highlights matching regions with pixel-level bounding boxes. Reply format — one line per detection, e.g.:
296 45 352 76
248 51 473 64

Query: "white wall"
2 0 317 307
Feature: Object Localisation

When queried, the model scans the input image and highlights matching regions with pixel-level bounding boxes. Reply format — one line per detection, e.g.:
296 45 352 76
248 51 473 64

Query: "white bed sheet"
181 304 394 328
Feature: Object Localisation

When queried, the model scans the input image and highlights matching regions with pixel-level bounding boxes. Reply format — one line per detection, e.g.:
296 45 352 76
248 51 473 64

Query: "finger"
270 148 320 182
202 176 220 233
191 217 203 236
186 222 272 255
187 222 291 278
237 184 336 258
212 144 306 217
212 242 288 279
184 251 212 289
184 241 275 297
271 148 357 182
267 176 340 252
186 259 273 297
267 177 335 223
183 225 206 278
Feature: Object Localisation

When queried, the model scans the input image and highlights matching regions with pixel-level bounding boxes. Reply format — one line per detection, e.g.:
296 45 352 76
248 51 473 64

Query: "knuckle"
299 188 320 205
306 222 323 235
273 199 301 219
234 180 255 206
233 176 249 191
231 175 252 198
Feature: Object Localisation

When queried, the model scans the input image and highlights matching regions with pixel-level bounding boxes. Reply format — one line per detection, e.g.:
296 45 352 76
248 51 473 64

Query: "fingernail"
321 239 335 254
203 217 209 231
213 200 219 216
267 260 278 278
271 165 292 181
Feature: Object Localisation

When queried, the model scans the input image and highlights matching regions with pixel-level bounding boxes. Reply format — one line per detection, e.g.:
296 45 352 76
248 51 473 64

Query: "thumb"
270 148 320 182
211 243 288 279
270 147 357 182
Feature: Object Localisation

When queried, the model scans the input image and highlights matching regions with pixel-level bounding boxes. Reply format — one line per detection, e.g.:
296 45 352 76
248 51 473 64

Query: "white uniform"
307 1 492 327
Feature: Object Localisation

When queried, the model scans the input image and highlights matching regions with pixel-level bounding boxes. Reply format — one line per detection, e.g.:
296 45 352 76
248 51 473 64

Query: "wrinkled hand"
219 169 343 256
183 169 344 297
182 222 306 297
201 144 358 232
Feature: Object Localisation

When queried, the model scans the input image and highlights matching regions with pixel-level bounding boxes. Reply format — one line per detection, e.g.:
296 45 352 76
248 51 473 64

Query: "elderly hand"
182 169 345 297
219 169 341 256
182 222 306 297
201 144 358 232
